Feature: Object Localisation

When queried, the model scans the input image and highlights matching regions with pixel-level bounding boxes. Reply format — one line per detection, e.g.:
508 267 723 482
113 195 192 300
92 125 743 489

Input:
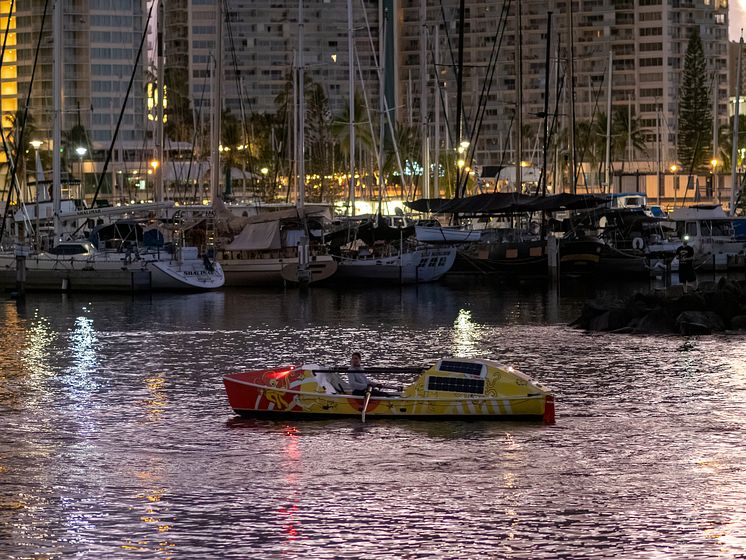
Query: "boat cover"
225 220 282 251
405 193 608 215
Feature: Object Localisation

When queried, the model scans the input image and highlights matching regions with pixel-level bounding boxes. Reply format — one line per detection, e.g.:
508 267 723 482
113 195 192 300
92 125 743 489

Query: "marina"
2 0 746 557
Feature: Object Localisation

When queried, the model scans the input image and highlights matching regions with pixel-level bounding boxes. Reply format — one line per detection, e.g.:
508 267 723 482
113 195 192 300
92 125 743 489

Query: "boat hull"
223 362 553 421
220 255 337 285
0 252 223 291
334 247 456 284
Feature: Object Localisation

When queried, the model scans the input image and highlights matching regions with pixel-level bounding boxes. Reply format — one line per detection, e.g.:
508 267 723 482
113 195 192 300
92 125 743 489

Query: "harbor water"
1 280 746 558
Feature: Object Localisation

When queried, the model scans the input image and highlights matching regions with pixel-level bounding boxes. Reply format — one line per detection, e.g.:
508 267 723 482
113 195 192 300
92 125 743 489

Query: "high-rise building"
162 0 383 125
15 0 148 187
399 0 729 188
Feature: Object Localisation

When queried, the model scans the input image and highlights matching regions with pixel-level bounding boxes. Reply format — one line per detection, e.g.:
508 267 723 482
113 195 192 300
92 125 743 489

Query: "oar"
361 387 372 423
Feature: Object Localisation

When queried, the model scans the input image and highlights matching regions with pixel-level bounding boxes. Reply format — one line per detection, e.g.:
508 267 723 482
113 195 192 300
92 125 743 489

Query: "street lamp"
75 146 87 196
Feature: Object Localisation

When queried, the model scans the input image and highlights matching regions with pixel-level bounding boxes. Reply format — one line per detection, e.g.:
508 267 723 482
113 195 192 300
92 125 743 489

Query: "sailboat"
330 1 455 284
212 0 337 286
0 0 224 292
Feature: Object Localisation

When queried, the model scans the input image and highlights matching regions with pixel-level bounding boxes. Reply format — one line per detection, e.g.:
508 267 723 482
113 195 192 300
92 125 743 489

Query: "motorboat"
223 357 555 422
666 205 746 270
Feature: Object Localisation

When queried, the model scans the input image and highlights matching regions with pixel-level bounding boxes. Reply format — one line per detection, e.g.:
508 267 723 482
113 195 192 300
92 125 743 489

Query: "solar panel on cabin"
427 376 485 394
439 361 484 376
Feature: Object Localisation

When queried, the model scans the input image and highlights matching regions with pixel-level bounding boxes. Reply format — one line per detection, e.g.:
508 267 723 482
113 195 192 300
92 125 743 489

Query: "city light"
669 163 679 173
261 167 269 175
150 160 159 170
75 146 87 157
29 140 43 149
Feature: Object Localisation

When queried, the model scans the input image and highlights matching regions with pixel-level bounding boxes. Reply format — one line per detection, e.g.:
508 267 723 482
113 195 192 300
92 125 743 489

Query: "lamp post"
30 140 44 249
75 146 87 198
669 163 679 209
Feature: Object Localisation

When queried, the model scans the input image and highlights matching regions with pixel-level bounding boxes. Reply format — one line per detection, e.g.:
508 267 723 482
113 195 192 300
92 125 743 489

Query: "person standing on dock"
676 236 696 291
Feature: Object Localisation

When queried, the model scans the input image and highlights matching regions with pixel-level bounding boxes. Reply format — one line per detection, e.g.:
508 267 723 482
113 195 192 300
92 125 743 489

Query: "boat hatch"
437 360 485 377
427 376 485 394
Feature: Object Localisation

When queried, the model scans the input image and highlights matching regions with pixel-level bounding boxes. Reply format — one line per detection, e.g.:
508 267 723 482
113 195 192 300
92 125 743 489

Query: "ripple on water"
1 286 746 558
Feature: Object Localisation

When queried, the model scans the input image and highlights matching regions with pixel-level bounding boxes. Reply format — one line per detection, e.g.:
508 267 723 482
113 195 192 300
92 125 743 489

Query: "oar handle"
361 387 372 423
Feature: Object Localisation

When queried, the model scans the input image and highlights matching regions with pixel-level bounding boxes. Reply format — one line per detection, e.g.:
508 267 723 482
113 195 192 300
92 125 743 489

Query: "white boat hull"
0 251 224 291
335 247 456 284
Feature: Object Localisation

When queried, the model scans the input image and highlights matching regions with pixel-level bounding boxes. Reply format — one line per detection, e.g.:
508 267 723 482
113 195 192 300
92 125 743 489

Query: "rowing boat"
223 358 555 422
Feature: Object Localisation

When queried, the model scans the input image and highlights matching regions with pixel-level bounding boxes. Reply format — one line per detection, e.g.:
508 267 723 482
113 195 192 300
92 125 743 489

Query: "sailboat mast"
377 5 386 212
541 12 552 198
730 36 743 216
515 0 522 193
155 0 164 203
210 0 223 203
419 0 430 200
433 25 440 197
566 0 577 194
604 49 612 192
52 0 63 239
347 0 355 215
455 0 465 197
297 0 305 210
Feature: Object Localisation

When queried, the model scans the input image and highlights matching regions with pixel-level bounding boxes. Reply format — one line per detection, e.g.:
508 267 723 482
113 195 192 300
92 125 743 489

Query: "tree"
678 29 712 172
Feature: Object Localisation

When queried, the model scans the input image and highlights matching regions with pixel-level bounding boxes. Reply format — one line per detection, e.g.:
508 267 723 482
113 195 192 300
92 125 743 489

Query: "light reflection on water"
0 282 745 558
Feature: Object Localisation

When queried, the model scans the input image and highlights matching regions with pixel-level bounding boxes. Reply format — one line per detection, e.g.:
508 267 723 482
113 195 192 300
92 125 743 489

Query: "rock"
666 284 685 298
588 309 632 332
672 292 707 313
675 311 725 335
678 321 712 336
634 308 674 333
731 315 746 330
697 280 717 293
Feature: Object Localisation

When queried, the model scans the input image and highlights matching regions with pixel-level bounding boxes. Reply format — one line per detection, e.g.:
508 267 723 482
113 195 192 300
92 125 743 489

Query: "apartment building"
15 0 148 177
163 0 384 122
399 0 728 183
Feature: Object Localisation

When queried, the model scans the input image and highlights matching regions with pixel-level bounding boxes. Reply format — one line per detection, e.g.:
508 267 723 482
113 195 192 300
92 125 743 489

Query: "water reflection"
2 283 746 558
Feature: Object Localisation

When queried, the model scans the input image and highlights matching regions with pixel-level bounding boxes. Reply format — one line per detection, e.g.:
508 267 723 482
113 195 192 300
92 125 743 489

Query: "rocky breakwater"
571 278 746 335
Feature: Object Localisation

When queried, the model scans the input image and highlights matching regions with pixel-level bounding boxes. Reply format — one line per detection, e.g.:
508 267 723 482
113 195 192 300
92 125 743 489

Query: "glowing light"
150 160 159 170
669 163 679 173
261 167 269 175
29 139 43 149
711 158 720 167
457 159 466 168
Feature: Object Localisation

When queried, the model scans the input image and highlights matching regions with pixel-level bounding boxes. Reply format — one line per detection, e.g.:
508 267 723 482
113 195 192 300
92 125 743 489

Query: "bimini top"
405 193 608 215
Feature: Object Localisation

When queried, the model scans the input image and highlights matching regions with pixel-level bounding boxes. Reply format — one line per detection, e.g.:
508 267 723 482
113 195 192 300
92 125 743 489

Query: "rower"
348 352 398 396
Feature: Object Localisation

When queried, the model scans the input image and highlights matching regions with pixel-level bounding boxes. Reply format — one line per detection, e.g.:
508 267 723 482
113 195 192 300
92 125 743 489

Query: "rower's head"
351 352 362 368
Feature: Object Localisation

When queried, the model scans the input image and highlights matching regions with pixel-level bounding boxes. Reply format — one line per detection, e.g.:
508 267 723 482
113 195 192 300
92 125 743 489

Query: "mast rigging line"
0 0 48 244
223 0 258 190
90 0 155 208
358 0 412 203
456 0 511 199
